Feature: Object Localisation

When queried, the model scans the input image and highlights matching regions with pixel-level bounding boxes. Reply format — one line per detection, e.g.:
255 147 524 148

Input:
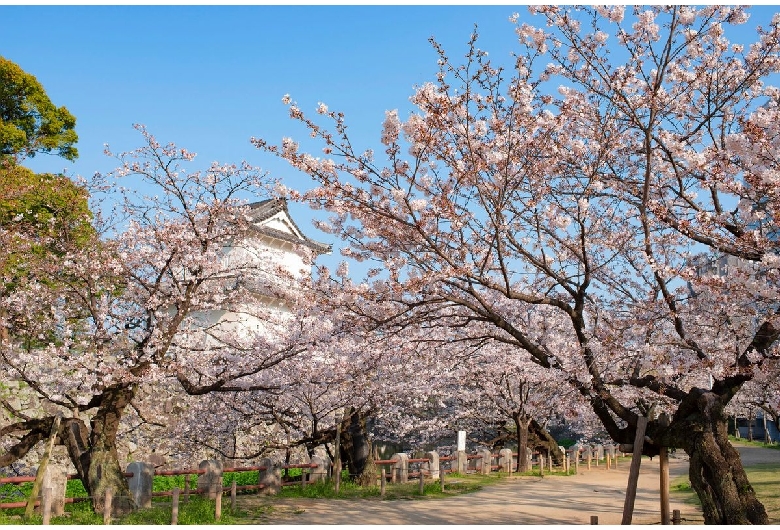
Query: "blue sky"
3 5 780 273
2 5 523 263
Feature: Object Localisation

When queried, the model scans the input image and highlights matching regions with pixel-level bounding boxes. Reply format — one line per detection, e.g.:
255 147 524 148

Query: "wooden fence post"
215 486 222 520
183 475 190 503
672 509 681 525
171 488 180 525
660 447 670 525
590 515 599 524
103 488 113 525
231 480 237 513
418 466 424 495
440 466 445 492
380 466 386 497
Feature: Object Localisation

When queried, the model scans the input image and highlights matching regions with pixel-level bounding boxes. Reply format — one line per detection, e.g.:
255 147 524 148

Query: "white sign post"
457 431 466 452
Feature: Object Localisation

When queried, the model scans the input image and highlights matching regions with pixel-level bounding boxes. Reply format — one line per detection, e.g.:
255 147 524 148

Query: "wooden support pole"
621 416 649 525
539 455 544 477
231 479 237 513
183 474 190 503
440 467 445 492
380 467 386 497
548 450 552 473
215 487 222 520
660 447 670 525
606 453 611 470
672 509 681 525
172 488 180 525
418 467 424 495
24 414 61 520
103 488 113 525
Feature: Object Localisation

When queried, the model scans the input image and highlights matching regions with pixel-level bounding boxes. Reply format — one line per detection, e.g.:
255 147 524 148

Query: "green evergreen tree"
0 56 78 164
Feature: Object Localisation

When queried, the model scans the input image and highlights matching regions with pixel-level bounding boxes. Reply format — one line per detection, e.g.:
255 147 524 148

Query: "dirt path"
238 444 780 525
240 453 697 525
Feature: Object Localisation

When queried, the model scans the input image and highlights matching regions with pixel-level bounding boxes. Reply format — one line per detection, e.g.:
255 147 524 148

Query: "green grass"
0 469 522 524
0 494 247 525
728 435 780 450
274 471 502 501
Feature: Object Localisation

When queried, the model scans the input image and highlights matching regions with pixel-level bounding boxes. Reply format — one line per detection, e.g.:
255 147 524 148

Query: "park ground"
237 443 780 525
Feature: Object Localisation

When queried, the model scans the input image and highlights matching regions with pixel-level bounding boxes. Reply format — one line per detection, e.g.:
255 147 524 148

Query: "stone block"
127 462 154 509
197 459 223 499
390 453 409 483
258 457 281 495
424 450 439 480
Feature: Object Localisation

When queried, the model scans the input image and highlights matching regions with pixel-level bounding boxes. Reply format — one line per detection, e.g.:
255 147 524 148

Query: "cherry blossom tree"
0 126 317 513
726 360 780 442
254 7 780 523
450 336 583 470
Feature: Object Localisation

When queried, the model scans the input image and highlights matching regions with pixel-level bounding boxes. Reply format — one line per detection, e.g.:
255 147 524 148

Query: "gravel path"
239 444 779 525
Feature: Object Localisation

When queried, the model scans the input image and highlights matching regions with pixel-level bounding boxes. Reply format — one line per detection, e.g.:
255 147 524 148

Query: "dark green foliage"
0 57 78 163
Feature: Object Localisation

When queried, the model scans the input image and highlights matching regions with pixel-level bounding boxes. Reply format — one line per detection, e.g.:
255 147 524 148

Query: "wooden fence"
1 443 626 524
0 458 323 523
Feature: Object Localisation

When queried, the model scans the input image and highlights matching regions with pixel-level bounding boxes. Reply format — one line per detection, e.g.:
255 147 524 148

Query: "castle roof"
245 198 331 255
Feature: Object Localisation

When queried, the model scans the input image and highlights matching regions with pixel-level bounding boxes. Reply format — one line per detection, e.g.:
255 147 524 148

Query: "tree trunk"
513 413 530 472
528 419 563 466
61 386 136 515
670 389 767 524
339 408 370 479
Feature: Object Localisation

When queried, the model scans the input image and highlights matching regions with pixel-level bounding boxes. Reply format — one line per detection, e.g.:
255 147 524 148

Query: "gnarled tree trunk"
339 408 370 479
667 389 767 525
528 419 563 466
61 385 136 515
